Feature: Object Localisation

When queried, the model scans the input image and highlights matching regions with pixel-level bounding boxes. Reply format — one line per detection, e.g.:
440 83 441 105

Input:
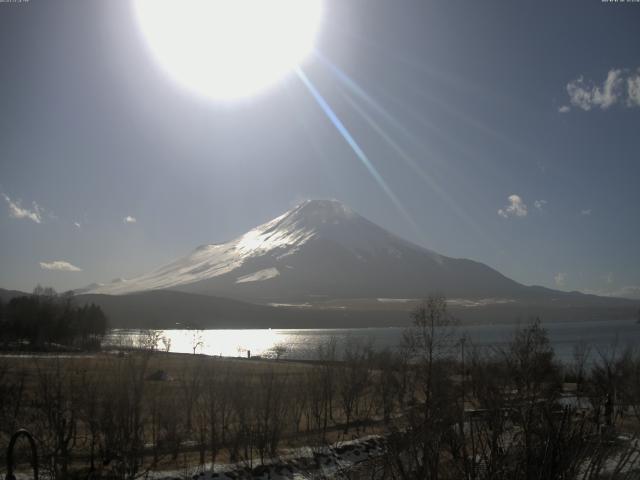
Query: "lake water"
106 318 640 364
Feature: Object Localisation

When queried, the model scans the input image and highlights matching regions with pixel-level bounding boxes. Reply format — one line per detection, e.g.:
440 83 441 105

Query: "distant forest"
0 286 108 350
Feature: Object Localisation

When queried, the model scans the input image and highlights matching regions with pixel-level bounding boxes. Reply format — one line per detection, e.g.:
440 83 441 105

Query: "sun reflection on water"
109 328 290 358
106 319 640 363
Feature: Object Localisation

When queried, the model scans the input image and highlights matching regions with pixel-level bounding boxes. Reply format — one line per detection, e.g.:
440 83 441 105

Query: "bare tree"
337 338 372 433
198 362 221 466
77 364 103 474
386 294 458 480
270 343 288 360
620 348 640 424
287 370 309 434
254 368 289 463
178 356 205 432
372 349 401 425
319 337 338 420
98 353 150 478
571 339 592 404
305 365 327 436
33 358 78 478
588 342 632 431
0 360 26 443
138 329 161 352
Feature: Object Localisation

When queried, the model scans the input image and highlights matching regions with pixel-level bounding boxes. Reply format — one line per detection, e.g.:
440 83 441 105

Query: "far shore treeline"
0 286 108 350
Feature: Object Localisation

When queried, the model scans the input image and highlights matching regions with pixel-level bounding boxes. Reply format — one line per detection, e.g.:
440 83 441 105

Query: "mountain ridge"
80 200 635 307
1 286 637 329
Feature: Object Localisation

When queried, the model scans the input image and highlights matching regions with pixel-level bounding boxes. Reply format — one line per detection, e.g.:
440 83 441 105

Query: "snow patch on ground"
236 268 280 284
268 302 312 308
147 435 386 480
377 298 415 303
448 298 516 307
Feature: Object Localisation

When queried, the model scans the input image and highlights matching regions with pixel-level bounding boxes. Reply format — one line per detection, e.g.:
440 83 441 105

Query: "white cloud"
567 69 623 111
2 193 43 223
580 209 592 216
627 70 640 107
39 260 82 272
554 272 567 288
533 199 547 210
74 221 81 229
594 70 622 108
562 68 640 112
498 194 528 218
123 215 137 224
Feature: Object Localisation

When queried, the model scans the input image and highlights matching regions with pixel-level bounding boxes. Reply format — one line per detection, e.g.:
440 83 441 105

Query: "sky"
1 0 639 298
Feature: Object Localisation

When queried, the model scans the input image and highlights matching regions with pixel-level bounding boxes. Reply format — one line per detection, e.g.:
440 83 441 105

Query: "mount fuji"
85 199 575 303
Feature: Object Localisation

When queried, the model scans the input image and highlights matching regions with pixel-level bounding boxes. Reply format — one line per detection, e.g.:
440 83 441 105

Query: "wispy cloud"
533 199 547 211
580 209 592 216
2 193 43 223
498 194 528 218
560 67 640 112
39 260 82 272
628 73 640 107
74 221 82 229
554 272 567 288
123 215 137 224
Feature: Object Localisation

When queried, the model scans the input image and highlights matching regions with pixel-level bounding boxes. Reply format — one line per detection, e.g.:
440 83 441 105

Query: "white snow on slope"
85 201 334 295
85 199 442 296
236 267 280 283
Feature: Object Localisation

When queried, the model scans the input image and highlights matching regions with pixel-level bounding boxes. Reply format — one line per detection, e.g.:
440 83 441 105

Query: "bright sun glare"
134 0 323 100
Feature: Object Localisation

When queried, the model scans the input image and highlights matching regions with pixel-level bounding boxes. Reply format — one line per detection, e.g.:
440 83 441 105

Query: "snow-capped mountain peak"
87 200 349 295
85 199 524 301
288 199 357 224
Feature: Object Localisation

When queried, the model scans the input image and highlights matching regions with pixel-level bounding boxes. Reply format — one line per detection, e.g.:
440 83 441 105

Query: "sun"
133 0 323 101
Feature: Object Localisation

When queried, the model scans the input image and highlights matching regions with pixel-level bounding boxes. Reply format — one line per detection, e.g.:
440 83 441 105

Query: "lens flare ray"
295 67 420 235
317 57 492 245
337 87 491 245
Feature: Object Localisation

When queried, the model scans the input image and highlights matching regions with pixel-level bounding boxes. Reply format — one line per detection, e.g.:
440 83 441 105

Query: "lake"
105 318 640 364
